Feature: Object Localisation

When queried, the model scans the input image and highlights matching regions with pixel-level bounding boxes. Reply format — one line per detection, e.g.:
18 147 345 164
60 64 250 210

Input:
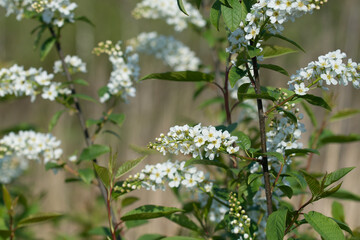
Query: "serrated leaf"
259 64 289 76
229 67 247 88
72 93 98 103
210 0 222 30
116 155 147 178
2 185 12 211
78 168 95 185
301 171 321 196
79 144 110 161
177 0 188 15
324 167 355 188
122 196 140 208
278 185 293 199
166 213 201 232
17 213 62 228
137 234 164 240
296 94 331 111
304 211 345 240
262 45 297 59
108 113 125 127
301 102 317 127
40 37 56 61
331 218 353 236
285 148 319 156
125 219 148 229
141 71 214 83
121 205 183 221
221 0 246 31
233 131 251 150
247 172 262 184
184 158 229 170
330 109 360 122
48 109 65 132
93 163 110 188
266 209 288 240
331 201 345 223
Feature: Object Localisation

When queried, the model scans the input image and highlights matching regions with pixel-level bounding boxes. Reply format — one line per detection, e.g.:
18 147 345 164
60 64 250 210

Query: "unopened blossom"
0 0 77 27
149 124 240 160
0 130 64 183
0 64 71 102
132 0 205 32
288 50 360 95
128 32 201 71
53 55 87 74
227 0 325 54
93 40 140 102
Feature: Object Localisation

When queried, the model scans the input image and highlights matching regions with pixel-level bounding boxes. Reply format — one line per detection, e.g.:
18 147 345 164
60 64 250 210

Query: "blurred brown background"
1 0 360 239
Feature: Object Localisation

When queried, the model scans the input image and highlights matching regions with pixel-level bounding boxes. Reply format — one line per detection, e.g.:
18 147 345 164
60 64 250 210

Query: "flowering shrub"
1 0 360 240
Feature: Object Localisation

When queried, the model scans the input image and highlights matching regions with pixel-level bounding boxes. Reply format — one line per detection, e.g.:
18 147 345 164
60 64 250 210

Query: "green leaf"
265 33 305 52
116 155 147 178
2 185 12 211
0 229 11 238
237 82 251 102
329 189 360 201
266 209 288 240
229 67 247 88
75 16 95 27
285 148 319 157
121 205 183 221
93 163 110 188
103 130 121 140
140 71 214 83
259 64 289 76
137 234 164 240
78 168 95 185
221 0 246 31
122 197 140 208
277 108 297 123
296 94 332 111
262 45 297 59
86 118 103 128
237 92 276 102
304 211 345 240
248 172 262 184
162 237 201 240
88 226 110 236
260 152 284 164
232 131 251 150
320 134 360 144
98 86 109 97
330 109 360 122
17 213 62 228
40 37 56 61
45 162 65 171
247 45 261 58
177 0 188 15
301 102 317 127
48 109 65 132
125 219 148 229
166 213 201 232
331 201 345 223
108 113 125 127
184 158 229 170
278 185 293 199
72 93 98 103
73 79 89 86
301 171 321 196
331 218 353 236
210 0 222 31
324 167 355 188
79 144 110 161
319 182 342 199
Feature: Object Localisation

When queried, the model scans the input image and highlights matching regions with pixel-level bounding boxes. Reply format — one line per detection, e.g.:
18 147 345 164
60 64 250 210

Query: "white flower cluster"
93 41 140 103
132 0 206 32
129 32 201 71
288 50 360 95
0 64 71 101
227 0 324 54
131 160 212 191
53 55 87 74
150 124 240 160
0 0 77 27
0 130 63 183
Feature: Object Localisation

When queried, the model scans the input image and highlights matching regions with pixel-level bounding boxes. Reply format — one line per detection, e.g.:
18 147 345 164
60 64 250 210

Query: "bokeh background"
1 0 360 239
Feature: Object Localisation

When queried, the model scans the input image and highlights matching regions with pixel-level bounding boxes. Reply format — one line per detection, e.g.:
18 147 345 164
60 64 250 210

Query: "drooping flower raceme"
0 0 77 27
0 130 63 183
132 0 206 32
0 64 71 101
53 55 87 74
227 0 325 54
128 32 201 71
93 40 140 103
149 124 240 160
288 50 360 95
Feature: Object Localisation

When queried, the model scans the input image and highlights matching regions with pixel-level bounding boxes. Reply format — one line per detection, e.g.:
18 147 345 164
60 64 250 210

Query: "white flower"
294 82 309 95
53 55 87 74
